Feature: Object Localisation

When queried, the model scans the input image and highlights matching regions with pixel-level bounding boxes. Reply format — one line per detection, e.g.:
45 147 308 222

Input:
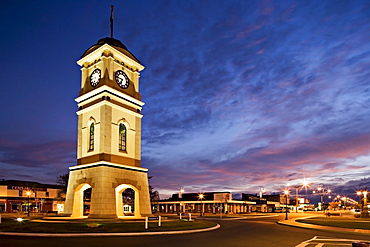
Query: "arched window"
119 123 126 151
89 122 94 151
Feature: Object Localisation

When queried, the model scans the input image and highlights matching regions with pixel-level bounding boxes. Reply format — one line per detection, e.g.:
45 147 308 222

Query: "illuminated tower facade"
64 37 151 218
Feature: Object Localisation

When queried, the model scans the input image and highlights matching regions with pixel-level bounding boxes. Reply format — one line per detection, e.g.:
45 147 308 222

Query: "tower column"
99 104 112 154
89 167 116 218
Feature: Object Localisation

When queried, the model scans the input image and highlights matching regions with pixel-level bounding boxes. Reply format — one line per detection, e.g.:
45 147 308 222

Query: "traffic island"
0 216 218 234
278 216 370 235
296 216 370 231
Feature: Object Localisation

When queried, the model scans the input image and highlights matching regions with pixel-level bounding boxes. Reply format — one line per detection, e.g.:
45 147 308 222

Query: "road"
0 214 369 247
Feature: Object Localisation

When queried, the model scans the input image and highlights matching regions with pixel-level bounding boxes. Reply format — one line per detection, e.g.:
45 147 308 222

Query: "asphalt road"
1 215 370 247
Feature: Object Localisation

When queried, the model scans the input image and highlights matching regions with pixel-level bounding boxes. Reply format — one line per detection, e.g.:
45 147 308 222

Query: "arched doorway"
71 183 91 218
115 184 140 217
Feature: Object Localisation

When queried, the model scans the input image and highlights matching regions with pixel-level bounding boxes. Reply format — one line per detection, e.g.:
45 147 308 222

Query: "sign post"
145 216 161 229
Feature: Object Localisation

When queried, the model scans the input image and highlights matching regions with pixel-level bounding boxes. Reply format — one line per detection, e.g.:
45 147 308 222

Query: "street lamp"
26 191 31 216
259 187 265 199
293 186 300 213
313 186 331 211
336 195 342 208
356 190 369 218
179 187 184 214
198 193 204 216
283 190 289 220
285 179 311 213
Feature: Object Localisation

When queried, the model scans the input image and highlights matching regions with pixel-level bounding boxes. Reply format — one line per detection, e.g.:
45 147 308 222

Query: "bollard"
179 213 182 220
189 213 192 221
158 216 161 226
352 242 370 247
145 217 148 229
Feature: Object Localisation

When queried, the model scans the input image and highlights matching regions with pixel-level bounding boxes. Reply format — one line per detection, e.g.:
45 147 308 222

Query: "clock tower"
64 36 151 218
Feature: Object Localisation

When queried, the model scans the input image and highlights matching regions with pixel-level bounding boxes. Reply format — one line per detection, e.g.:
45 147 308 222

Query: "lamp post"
26 191 31 216
356 190 369 218
259 187 265 199
179 187 184 214
284 190 289 220
259 187 265 213
336 195 342 209
286 180 310 213
198 193 204 216
313 186 331 211
294 186 299 213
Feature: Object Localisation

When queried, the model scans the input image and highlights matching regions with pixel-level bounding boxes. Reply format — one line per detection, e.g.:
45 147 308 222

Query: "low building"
154 192 256 214
242 193 284 212
0 180 64 213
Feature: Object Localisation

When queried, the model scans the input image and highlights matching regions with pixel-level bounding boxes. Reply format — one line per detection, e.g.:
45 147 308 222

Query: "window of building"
89 122 94 151
119 123 126 151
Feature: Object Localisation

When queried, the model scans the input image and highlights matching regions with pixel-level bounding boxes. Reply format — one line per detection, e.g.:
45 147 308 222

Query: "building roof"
169 192 231 201
81 37 140 63
0 179 59 189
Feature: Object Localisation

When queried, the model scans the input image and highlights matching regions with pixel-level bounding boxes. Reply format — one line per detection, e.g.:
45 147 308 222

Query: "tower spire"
110 5 114 38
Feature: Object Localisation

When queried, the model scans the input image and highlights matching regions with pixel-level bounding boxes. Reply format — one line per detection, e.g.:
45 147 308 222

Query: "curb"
0 223 220 237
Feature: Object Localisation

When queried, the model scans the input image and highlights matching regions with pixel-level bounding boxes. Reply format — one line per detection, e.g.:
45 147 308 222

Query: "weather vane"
110 5 114 38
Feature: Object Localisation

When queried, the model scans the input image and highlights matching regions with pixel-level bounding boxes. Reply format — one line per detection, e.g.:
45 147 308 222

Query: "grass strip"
0 218 217 233
296 217 370 230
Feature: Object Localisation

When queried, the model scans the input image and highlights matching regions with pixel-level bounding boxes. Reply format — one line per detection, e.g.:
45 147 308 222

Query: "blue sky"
0 0 369 200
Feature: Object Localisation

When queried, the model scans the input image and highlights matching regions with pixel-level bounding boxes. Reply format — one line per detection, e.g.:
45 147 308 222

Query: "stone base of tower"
88 214 118 219
64 162 152 219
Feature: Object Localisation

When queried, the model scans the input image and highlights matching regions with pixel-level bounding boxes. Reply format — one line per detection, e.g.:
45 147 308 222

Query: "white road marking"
296 236 367 247
295 236 317 247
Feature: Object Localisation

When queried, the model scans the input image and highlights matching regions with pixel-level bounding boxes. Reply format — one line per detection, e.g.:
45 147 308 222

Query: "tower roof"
81 37 140 63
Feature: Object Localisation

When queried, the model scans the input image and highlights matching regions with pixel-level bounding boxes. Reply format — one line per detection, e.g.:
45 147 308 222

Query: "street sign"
148 216 159 221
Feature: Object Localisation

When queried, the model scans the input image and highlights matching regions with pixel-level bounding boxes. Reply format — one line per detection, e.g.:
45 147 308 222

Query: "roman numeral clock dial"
115 70 129 89
90 68 101 87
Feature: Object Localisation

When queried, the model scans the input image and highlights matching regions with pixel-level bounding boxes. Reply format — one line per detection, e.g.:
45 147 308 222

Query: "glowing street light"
286 179 310 213
179 187 185 214
356 190 369 218
312 186 331 211
302 180 310 188
26 191 31 216
198 193 204 216
259 187 265 199
283 189 289 220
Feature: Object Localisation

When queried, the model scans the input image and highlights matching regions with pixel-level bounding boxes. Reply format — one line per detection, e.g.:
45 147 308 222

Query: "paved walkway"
277 216 370 234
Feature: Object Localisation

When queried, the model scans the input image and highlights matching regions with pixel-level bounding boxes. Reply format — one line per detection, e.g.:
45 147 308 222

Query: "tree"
148 176 160 202
149 185 160 202
329 201 340 210
56 173 69 196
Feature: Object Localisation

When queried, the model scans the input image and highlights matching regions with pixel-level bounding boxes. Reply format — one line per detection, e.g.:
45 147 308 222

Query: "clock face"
90 69 101 87
115 70 129 89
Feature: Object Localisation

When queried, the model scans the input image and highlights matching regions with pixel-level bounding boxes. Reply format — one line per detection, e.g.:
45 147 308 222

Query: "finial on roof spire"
110 5 114 38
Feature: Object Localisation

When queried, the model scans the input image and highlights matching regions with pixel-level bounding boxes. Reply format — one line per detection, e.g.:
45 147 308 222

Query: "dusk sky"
1 0 369 200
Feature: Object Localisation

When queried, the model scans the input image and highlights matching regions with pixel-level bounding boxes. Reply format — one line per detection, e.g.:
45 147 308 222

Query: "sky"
0 0 369 201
